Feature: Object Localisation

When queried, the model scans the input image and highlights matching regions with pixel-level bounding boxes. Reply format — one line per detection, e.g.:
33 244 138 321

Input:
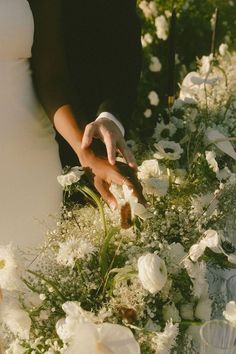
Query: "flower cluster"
1 49 236 353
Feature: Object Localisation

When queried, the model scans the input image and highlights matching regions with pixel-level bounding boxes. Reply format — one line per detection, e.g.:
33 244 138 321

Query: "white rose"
202 229 219 250
148 91 159 106
57 166 84 188
138 253 167 294
162 303 181 323
195 297 212 321
223 301 236 325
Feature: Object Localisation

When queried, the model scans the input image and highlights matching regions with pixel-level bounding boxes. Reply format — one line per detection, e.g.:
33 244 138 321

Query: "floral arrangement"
134 0 236 132
1 48 236 354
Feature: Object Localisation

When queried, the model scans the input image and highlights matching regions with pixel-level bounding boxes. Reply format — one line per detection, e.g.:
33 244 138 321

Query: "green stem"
77 185 107 237
27 270 66 301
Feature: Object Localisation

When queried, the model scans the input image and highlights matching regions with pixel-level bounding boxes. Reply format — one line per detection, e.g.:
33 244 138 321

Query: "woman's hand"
77 146 144 209
81 118 137 169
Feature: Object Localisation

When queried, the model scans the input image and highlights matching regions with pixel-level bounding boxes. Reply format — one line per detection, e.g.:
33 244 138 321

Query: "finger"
103 133 117 165
94 178 117 210
118 140 137 170
81 123 96 149
111 163 146 206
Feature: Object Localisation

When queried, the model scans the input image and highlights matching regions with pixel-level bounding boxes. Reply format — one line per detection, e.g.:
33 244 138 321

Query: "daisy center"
164 148 175 153
161 128 170 138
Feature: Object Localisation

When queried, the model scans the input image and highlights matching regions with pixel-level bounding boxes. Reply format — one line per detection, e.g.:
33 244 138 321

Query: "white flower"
5 340 25 354
152 121 177 142
144 109 152 118
219 43 228 56
138 159 168 197
57 238 95 267
148 91 159 106
205 150 219 173
142 33 153 47
180 303 194 321
152 320 179 354
223 301 236 325
154 140 183 160
0 244 25 291
0 297 31 339
162 303 181 323
195 297 212 321
123 185 152 220
189 243 205 262
155 15 168 40
189 230 220 261
149 56 162 72
57 166 84 188
66 322 140 354
183 259 209 298
139 0 157 17
191 192 218 217
205 128 236 160
138 253 167 294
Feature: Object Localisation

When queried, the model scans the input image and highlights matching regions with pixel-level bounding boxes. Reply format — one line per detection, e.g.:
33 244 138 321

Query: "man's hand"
81 118 137 169
77 147 145 209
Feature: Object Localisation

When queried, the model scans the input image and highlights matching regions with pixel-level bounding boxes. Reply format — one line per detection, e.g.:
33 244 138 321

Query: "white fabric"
0 0 61 249
96 112 125 137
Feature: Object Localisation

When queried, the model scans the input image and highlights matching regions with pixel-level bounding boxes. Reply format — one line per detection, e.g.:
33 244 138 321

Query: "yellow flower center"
0 259 6 269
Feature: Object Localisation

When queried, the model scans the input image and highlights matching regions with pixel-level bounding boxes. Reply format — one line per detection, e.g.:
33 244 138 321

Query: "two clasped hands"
78 117 145 209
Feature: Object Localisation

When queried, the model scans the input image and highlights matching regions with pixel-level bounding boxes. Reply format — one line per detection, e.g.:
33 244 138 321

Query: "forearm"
53 105 84 156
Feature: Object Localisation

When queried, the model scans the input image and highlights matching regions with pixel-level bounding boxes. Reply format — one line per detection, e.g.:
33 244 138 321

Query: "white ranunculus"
205 150 219 173
142 33 153 47
138 159 168 197
195 297 212 321
180 303 194 321
148 91 159 106
138 253 167 294
139 0 157 18
162 303 181 323
149 56 162 72
57 166 84 187
138 159 161 180
0 244 25 291
154 141 183 161
66 322 140 354
155 15 168 40
223 301 236 325
219 43 228 56
0 297 31 339
205 128 236 160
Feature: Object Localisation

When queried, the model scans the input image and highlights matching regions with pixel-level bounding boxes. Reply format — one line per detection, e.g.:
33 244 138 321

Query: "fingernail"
109 202 117 211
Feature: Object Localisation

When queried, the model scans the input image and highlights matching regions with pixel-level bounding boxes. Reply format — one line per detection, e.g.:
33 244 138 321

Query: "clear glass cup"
200 320 236 354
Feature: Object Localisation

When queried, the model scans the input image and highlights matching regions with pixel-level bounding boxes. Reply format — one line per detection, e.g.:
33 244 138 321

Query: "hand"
77 147 145 209
81 118 137 169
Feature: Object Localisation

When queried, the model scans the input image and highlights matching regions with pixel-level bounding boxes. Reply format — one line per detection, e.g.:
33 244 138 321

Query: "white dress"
0 0 61 248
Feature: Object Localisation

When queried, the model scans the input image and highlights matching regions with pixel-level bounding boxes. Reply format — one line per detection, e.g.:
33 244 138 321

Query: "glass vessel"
200 320 236 354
